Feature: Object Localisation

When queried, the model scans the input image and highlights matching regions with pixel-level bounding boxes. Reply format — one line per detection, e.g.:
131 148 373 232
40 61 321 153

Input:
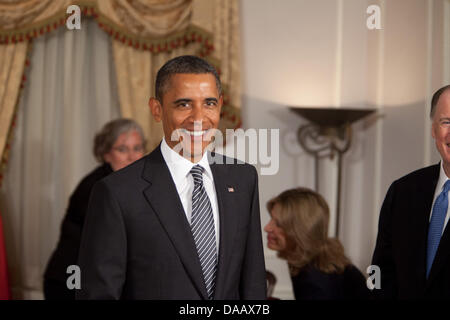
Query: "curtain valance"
0 0 213 55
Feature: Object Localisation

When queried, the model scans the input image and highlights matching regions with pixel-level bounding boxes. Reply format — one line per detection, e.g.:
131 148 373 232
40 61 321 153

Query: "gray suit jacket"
76 146 266 299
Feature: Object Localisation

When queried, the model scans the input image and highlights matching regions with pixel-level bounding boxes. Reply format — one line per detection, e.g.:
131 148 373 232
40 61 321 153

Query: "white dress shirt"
160 138 220 250
429 161 450 234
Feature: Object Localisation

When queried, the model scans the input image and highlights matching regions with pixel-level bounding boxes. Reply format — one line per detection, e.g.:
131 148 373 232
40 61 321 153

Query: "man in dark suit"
76 55 266 299
372 85 450 299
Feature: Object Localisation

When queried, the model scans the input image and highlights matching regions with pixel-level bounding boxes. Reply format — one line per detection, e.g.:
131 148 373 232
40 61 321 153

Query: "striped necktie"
426 180 450 277
190 164 217 299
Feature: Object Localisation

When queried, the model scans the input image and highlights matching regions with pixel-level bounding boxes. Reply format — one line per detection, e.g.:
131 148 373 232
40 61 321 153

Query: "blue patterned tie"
426 180 450 277
190 165 217 299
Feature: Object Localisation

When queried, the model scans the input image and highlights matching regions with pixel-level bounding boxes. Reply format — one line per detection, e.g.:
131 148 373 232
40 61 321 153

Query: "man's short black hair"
155 55 222 102
431 85 450 119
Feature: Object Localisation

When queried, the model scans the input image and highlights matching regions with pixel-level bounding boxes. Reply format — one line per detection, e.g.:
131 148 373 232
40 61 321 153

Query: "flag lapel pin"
228 187 235 193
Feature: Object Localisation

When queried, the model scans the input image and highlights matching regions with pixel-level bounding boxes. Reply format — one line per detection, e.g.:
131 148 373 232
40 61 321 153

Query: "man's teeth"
182 129 206 136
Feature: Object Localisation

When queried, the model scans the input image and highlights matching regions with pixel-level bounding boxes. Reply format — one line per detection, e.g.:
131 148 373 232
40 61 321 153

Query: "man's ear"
149 97 162 122
218 94 224 110
432 120 436 139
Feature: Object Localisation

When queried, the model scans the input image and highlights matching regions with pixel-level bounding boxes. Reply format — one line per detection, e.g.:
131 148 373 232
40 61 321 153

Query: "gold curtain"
97 0 193 37
0 42 27 178
0 0 241 170
0 0 71 181
214 0 241 130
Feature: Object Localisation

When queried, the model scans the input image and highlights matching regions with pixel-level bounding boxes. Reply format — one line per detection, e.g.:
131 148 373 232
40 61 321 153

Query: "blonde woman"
264 188 369 300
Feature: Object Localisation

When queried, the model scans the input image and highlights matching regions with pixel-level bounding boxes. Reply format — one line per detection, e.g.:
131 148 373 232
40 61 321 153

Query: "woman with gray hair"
43 118 146 300
93 118 146 171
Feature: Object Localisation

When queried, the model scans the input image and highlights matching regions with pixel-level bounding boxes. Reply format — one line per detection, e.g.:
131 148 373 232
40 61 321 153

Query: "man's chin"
178 145 207 162
442 157 450 167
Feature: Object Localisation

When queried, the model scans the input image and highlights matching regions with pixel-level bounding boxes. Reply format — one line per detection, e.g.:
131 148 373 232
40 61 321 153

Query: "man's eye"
206 101 217 107
177 102 190 108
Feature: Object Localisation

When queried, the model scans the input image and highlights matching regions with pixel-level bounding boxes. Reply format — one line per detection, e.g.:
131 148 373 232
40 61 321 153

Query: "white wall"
241 0 445 299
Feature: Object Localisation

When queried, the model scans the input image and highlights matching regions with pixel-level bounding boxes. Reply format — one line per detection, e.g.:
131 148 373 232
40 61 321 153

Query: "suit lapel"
209 155 239 299
141 147 208 299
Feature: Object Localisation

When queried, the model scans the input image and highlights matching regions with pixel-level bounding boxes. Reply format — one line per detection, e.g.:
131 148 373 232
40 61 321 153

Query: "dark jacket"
43 163 113 300
291 264 369 300
372 163 450 299
76 146 267 299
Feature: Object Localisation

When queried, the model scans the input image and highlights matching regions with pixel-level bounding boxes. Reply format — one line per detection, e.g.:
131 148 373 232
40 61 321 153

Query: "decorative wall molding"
424 0 433 167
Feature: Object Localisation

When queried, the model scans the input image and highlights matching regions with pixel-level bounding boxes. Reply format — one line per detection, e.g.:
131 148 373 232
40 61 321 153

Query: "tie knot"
444 180 450 193
190 165 205 185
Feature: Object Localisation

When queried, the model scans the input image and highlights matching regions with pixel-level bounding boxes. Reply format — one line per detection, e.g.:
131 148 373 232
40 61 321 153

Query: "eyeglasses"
112 145 145 154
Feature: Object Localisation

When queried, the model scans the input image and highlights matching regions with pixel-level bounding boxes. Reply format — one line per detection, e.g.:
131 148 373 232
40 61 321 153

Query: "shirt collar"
160 137 213 182
437 160 450 193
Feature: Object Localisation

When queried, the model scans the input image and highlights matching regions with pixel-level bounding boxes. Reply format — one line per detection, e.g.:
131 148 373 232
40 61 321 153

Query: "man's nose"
191 105 204 122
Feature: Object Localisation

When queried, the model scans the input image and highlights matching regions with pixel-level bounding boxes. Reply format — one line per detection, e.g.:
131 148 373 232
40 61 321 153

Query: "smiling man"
149 72 221 162
372 85 450 299
76 55 266 300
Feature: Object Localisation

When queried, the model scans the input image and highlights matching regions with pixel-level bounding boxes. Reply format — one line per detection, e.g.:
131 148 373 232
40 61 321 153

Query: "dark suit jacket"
76 146 266 299
43 164 112 300
372 163 450 299
291 264 369 300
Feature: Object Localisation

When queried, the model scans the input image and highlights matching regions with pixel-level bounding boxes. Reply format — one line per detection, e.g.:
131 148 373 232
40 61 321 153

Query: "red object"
0 211 10 300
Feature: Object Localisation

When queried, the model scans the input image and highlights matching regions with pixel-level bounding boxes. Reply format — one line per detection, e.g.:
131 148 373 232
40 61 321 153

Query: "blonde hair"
267 187 350 276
